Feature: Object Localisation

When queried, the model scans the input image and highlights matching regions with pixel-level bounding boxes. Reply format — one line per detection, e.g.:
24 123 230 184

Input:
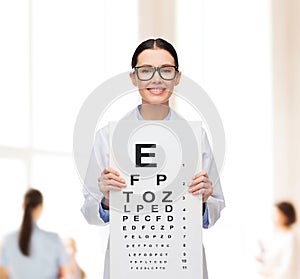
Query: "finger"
189 181 213 193
188 182 205 193
100 178 126 188
192 189 212 201
196 190 213 203
189 176 209 187
192 171 208 179
202 195 209 203
103 167 119 176
105 185 124 192
107 180 127 188
99 181 126 194
99 169 119 182
106 173 126 184
203 189 213 201
191 188 207 196
98 171 126 185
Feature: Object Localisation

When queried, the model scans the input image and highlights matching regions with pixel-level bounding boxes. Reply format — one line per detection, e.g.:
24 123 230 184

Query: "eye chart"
109 120 203 279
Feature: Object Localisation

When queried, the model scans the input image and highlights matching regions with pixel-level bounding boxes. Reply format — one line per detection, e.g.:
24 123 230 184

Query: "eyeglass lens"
136 66 176 81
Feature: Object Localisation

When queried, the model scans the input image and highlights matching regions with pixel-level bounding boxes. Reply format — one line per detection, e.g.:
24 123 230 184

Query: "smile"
147 87 166 95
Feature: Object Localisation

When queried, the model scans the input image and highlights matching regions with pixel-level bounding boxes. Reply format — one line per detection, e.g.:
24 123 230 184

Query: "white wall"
176 1 272 278
272 0 300 220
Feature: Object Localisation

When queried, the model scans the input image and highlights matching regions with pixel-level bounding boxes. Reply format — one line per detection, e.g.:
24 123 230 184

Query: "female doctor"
81 38 225 279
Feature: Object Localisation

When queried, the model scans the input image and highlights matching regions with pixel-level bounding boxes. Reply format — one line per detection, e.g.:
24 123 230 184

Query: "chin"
143 98 170 106
142 94 172 105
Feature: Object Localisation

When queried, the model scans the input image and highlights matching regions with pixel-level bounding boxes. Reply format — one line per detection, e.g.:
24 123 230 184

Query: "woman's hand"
98 167 126 206
188 171 213 202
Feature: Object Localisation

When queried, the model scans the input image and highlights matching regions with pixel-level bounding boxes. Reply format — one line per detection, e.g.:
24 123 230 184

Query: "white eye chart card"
109 120 203 279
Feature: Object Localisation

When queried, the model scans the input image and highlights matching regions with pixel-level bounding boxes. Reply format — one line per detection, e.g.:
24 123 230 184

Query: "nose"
151 68 162 83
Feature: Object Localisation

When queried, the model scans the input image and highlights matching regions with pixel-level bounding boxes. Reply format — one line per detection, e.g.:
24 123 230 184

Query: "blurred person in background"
64 238 86 279
256 201 299 278
0 188 69 279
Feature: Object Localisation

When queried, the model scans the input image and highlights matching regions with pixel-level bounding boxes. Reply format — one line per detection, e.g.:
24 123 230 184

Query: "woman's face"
272 207 287 228
130 48 181 106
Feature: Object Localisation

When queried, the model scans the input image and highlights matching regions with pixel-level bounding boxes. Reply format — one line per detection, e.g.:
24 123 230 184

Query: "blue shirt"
98 105 209 228
0 224 69 279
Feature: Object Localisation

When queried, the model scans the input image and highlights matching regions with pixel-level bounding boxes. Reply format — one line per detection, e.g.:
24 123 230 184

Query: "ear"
175 71 182 86
130 72 138 87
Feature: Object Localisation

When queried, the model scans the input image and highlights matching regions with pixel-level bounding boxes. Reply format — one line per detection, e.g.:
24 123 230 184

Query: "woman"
81 38 225 279
0 188 69 279
257 201 299 278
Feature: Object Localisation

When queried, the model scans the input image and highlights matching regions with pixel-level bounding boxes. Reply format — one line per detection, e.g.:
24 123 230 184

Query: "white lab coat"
81 107 225 279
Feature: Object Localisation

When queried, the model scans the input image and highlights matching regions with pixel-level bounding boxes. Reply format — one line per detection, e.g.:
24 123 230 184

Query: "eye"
161 67 173 73
140 67 152 74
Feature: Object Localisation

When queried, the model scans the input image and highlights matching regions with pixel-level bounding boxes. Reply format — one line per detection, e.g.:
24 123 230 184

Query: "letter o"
143 191 155 203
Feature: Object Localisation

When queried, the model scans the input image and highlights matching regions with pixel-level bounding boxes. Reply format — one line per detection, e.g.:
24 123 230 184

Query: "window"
0 1 138 277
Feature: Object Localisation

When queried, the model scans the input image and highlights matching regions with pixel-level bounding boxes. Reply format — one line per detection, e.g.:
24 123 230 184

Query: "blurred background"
0 0 299 278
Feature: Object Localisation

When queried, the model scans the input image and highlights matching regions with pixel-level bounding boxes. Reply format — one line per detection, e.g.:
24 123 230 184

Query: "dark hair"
19 188 43 256
276 201 297 227
131 38 179 69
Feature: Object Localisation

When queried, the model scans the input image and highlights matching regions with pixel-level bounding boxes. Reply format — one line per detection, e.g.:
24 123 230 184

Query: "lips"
147 87 166 95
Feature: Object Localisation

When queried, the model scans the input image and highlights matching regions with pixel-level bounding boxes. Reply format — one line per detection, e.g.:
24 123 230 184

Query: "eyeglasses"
134 65 178 81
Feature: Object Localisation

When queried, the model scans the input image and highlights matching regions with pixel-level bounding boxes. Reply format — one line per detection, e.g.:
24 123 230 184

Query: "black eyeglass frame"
133 65 179 81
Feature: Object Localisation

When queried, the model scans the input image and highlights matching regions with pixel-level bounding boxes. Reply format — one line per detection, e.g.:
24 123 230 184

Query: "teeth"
149 88 164 94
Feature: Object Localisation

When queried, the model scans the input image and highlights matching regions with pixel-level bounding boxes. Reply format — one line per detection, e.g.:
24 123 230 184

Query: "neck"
140 104 170 120
276 224 292 232
31 205 42 221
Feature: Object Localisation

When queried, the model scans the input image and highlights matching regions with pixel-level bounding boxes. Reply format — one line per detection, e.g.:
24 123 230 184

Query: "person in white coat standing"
81 38 225 279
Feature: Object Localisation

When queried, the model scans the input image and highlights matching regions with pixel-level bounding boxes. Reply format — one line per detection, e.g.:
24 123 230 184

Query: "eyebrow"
136 64 176 67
